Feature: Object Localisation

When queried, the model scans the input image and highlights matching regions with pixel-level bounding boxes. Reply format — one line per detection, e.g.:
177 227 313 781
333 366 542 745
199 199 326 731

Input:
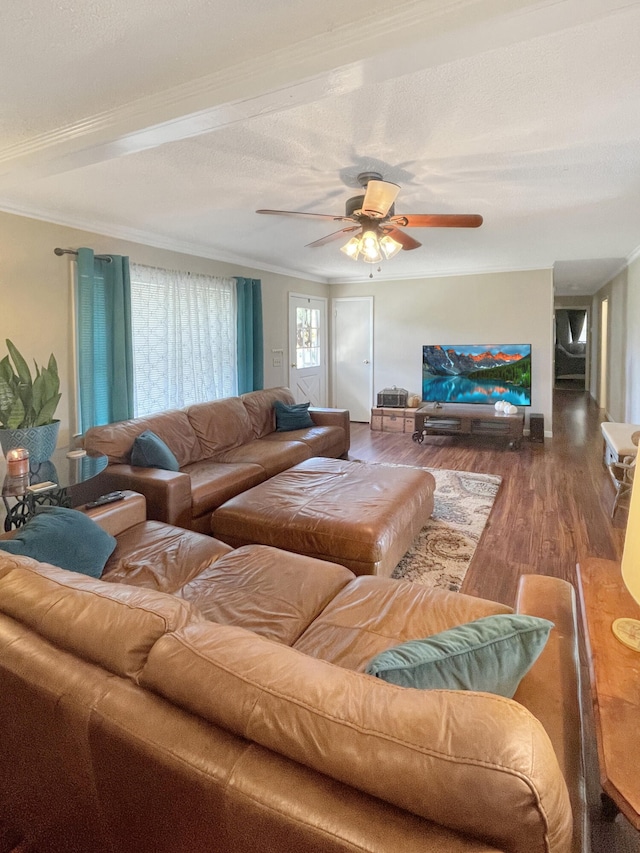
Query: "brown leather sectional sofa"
83 387 350 533
0 493 588 853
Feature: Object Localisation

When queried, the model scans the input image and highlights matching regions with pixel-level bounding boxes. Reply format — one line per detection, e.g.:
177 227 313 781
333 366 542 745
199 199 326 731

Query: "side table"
576 557 640 829
1 448 108 531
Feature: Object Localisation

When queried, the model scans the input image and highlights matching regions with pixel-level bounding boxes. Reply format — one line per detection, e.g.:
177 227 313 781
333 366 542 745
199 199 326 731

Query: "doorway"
288 293 328 406
554 307 588 390
332 296 373 422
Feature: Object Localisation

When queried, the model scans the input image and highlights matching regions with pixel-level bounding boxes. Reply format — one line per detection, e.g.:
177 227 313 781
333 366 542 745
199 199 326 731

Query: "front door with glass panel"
288 294 327 406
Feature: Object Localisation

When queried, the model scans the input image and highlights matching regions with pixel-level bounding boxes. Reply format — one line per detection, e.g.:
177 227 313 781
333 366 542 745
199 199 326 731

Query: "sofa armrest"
95 464 192 529
309 407 350 452
514 574 588 853
0 490 147 541
81 490 147 537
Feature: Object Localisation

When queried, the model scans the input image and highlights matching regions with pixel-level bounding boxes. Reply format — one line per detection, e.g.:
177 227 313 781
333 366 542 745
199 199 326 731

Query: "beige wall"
330 269 554 433
0 210 556 442
625 255 640 423
590 268 628 422
0 211 328 445
592 255 640 424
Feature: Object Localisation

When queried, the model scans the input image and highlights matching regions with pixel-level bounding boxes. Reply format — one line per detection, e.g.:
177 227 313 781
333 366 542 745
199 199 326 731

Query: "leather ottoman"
210 457 435 577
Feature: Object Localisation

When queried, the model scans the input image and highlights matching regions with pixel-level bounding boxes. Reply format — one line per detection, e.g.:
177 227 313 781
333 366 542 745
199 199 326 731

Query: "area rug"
356 463 502 592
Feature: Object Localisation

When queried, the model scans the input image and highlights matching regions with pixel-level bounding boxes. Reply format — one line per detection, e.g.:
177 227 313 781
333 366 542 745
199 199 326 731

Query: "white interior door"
288 294 327 405
332 297 373 422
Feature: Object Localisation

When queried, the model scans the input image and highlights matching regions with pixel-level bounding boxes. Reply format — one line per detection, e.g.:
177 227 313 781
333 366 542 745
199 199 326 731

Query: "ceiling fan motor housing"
345 195 365 218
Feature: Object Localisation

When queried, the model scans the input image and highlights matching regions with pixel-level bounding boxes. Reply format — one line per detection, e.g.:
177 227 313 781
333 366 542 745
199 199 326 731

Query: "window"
129 264 237 417
296 306 321 368
576 314 588 344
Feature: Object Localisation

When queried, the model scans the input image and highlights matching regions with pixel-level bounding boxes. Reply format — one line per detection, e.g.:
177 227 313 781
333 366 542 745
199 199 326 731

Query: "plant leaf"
0 376 13 426
6 340 32 386
0 356 13 385
34 394 61 426
47 353 59 394
6 397 26 429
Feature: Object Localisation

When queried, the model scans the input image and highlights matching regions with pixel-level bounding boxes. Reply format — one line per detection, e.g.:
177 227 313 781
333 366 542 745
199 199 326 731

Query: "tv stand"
413 404 524 449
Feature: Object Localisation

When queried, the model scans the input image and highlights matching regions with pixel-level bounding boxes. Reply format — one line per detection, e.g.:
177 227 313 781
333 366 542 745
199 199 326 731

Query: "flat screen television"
422 344 531 406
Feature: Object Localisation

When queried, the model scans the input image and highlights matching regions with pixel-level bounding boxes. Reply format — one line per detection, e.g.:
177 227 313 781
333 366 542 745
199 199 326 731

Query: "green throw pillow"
0 506 117 578
274 400 315 432
130 429 180 471
365 614 554 698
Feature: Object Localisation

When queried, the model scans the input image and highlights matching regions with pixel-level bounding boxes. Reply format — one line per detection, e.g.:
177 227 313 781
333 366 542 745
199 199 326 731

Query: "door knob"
290 364 296 368
363 360 370 364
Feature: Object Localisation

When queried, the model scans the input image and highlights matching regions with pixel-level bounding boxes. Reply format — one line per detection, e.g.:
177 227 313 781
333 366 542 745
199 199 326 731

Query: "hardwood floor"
349 389 626 605
350 389 640 852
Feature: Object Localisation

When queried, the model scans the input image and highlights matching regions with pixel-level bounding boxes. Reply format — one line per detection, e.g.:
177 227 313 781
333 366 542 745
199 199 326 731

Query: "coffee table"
211 457 436 577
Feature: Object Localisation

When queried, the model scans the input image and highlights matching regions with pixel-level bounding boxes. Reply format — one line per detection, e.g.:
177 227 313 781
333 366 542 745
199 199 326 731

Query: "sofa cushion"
178 545 355 645
294 576 513 670
183 459 266 517
141 621 572 853
0 507 116 578
101 520 233 593
186 397 255 457
130 430 180 471
84 410 202 466
364 613 554 698
0 555 203 680
241 387 295 438
274 400 315 432
213 438 310 479
261 424 346 457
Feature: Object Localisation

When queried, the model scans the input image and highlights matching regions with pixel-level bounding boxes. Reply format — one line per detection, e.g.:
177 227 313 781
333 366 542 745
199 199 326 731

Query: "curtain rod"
54 247 113 263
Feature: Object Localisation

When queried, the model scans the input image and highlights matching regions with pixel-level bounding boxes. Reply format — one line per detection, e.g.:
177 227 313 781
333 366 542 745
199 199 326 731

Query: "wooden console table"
413 404 524 449
576 557 640 829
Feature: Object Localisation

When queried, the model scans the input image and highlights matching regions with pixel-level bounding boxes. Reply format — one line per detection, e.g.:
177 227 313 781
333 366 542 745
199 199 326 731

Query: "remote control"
26 481 58 492
85 491 126 508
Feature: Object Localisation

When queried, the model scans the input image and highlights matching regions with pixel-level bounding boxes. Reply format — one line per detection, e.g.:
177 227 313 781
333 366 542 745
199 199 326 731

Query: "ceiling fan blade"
391 214 483 228
306 226 360 248
361 180 400 218
256 209 351 222
381 226 422 251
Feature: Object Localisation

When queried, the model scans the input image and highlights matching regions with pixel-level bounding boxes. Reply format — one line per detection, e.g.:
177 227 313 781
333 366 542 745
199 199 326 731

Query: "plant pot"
0 421 61 463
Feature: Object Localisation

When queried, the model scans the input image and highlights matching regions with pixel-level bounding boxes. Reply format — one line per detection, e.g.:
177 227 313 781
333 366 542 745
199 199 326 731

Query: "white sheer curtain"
129 264 237 417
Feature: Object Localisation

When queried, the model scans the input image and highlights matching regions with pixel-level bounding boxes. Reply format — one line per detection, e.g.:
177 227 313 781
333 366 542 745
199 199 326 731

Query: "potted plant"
0 339 62 462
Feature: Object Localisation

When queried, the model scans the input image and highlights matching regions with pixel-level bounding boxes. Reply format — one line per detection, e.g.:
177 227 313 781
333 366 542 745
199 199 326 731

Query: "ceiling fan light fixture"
361 230 383 263
340 235 361 259
379 233 403 259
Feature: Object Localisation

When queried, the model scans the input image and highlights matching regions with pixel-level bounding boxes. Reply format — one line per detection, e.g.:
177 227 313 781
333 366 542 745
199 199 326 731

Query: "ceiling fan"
256 171 483 264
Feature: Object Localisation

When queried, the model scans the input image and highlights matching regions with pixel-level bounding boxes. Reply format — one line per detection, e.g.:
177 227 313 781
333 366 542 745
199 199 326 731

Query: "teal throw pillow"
130 430 180 471
274 400 315 432
365 614 554 698
0 506 116 578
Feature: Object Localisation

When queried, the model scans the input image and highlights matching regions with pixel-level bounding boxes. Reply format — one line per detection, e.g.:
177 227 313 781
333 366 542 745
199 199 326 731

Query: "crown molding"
0 201 328 283
0 199 554 285
627 242 640 267
326 262 552 284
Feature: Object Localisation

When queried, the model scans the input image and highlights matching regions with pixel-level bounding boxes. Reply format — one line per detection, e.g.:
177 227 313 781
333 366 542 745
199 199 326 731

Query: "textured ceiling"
1 0 639 294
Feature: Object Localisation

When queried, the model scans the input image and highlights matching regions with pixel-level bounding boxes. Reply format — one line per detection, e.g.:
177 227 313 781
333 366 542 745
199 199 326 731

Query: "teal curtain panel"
77 248 134 431
235 277 264 394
